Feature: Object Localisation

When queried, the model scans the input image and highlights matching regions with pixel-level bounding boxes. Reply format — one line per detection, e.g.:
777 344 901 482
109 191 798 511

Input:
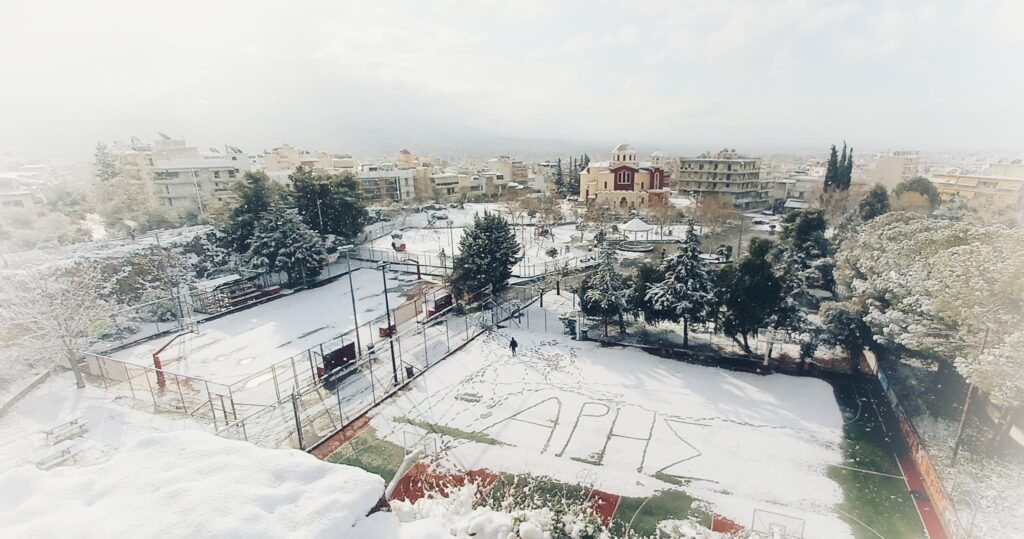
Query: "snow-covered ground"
109 268 423 403
368 222 599 275
0 372 199 472
2 411 659 539
367 293 853 537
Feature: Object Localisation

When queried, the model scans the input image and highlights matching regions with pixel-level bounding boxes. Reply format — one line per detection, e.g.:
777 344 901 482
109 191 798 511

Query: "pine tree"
823 145 840 191
858 184 890 221
290 169 368 242
450 211 520 299
94 142 118 182
628 263 674 324
717 238 787 354
583 246 628 336
247 207 327 286
646 221 716 346
223 171 281 254
554 158 565 194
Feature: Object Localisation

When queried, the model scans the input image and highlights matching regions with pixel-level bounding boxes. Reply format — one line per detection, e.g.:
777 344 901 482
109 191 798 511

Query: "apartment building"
931 163 1024 214
676 149 769 210
488 155 529 183
869 151 919 188
580 144 671 209
356 162 416 203
114 136 250 216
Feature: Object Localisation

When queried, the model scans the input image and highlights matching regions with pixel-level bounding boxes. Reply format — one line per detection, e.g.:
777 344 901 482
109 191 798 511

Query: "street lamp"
378 261 399 385
316 196 325 234
339 245 362 358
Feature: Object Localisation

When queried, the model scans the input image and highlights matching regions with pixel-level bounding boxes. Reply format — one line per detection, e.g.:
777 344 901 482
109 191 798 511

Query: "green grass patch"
394 416 504 446
325 426 406 483
612 489 713 538
830 382 927 539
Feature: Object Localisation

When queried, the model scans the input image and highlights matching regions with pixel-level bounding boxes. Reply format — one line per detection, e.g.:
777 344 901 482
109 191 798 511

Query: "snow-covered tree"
821 302 872 372
222 171 282 254
93 141 118 182
247 208 327 286
956 332 1024 410
0 267 112 388
450 211 520 299
858 184 890 221
628 262 674 324
289 169 368 242
836 212 1023 363
583 246 628 337
647 222 716 346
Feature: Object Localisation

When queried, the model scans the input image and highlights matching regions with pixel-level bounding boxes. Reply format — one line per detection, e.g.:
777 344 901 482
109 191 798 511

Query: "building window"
229 169 237 178
213 170 221 179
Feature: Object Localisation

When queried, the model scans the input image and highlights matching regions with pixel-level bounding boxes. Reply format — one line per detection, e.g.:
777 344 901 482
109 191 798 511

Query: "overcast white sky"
1 0 1022 158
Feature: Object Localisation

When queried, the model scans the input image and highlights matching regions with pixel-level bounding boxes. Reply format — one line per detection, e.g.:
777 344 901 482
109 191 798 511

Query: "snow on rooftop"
0 431 387 538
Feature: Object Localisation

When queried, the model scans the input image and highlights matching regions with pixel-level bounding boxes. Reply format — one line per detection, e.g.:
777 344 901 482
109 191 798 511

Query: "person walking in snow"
509 337 518 356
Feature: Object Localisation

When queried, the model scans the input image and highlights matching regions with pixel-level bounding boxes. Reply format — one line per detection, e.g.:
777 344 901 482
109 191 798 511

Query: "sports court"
349 297 879 537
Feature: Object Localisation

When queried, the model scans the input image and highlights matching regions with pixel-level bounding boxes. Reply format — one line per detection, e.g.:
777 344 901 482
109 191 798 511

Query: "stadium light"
338 245 362 358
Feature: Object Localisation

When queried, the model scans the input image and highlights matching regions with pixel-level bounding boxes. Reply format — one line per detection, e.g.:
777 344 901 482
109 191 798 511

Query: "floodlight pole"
340 245 362 358
379 262 399 385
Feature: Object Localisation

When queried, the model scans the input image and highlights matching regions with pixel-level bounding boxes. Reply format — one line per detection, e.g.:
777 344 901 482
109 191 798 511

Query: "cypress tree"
823 145 839 191
841 147 854 190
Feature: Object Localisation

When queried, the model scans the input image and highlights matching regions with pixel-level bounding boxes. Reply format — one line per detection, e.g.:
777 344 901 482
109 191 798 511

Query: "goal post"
750 509 805 539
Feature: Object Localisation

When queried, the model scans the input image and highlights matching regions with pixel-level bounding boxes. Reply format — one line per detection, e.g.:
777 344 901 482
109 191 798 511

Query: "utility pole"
952 326 989 465
316 196 325 234
736 212 745 257
340 245 362 358
379 262 399 385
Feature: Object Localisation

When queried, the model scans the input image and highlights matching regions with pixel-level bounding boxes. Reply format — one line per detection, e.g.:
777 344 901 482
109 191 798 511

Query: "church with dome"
579 144 671 209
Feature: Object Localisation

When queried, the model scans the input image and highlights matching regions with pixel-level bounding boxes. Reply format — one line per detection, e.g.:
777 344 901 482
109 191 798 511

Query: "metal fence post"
290 355 300 392
445 318 451 353
123 362 136 401
422 324 429 368
291 393 304 450
206 381 217 427
271 364 281 403
175 375 187 413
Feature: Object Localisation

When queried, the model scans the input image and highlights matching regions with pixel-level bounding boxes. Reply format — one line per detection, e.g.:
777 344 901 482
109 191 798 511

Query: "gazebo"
621 217 654 241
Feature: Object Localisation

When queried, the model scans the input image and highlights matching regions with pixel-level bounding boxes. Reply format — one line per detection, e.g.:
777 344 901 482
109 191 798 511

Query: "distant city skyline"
2 0 1023 159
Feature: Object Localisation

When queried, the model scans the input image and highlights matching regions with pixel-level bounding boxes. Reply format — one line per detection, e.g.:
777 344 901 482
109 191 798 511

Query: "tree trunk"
604 318 609 337
65 346 85 389
740 333 751 355
989 405 1017 454
618 312 625 334
683 318 689 348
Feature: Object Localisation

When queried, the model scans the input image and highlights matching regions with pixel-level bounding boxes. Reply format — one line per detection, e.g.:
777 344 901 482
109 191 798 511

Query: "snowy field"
368 222 600 275
368 294 854 537
110 268 424 403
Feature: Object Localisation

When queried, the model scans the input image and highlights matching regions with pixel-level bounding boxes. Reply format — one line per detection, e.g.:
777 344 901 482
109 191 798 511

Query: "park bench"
42 417 87 445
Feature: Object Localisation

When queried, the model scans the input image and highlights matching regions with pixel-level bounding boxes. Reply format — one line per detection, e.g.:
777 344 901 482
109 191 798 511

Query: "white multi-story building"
356 162 416 203
114 136 250 216
869 151 919 188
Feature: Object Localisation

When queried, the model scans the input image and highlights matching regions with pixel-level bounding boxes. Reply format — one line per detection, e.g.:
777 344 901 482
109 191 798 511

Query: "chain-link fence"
218 284 539 450
78 351 239 432
81 279 540 451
